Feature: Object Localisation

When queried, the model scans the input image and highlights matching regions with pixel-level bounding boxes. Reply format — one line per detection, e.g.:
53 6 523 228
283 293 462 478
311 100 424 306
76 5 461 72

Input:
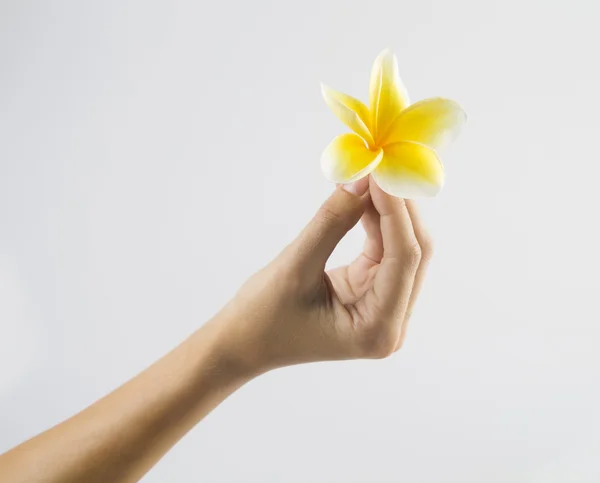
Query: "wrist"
189 312 266 384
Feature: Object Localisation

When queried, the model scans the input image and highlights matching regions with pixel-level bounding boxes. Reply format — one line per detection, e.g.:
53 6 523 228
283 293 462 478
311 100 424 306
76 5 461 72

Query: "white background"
1 1 599 481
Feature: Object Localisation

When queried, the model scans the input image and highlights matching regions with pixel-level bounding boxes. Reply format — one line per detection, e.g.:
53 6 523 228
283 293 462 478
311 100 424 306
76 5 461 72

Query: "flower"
321 49 466 198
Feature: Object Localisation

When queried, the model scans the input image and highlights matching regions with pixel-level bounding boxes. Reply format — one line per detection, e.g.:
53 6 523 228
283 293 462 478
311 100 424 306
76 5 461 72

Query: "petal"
369 49 410 143
321 133 384 183
380 97 467 150
372 141 444 199
321 84 374 145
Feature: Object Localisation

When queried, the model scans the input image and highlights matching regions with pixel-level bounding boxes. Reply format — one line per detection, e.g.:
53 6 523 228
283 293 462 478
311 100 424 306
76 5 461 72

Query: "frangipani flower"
321 49 466 198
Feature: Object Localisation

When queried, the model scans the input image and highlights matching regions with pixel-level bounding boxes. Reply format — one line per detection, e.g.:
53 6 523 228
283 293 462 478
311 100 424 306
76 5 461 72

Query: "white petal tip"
374 179 444 199
320 83 339 103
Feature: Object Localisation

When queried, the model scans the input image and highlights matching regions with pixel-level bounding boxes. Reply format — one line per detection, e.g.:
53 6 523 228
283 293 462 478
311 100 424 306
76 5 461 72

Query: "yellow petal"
380 97 466 150
369 49 410 143
321 133 383 183
321 84 374 145
372 141 444 199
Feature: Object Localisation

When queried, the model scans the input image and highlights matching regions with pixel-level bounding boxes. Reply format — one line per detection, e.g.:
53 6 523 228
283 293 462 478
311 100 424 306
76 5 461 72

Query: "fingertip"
341 176 369 196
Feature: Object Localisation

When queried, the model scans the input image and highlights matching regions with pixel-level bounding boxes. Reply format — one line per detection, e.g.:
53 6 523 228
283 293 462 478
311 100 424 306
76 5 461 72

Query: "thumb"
292 177 370 274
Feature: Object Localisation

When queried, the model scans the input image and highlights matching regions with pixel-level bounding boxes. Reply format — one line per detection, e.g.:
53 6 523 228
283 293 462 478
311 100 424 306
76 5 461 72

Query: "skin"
0 176 433 483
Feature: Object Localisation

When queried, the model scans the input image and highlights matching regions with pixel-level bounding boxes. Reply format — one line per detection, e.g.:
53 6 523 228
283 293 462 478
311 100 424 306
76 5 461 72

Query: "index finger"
364 180 421 321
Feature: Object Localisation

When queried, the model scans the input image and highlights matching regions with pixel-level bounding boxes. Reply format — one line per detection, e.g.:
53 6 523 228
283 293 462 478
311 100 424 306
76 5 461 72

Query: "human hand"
216 176 433 374
0 176 434 483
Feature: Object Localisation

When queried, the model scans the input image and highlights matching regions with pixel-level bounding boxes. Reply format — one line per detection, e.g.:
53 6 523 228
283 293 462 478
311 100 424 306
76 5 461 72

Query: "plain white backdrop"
1 1 599 481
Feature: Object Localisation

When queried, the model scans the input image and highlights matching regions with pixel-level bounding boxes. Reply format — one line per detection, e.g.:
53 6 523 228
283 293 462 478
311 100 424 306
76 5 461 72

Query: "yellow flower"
321 49 466 198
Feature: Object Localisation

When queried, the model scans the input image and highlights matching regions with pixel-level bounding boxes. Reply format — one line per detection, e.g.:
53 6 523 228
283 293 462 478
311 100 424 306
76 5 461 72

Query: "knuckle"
419 234 435 262
315 201 354 232
367 333 398 359
317 203 344 226
358 321 398 359
394 332 407 352
404 241 422 269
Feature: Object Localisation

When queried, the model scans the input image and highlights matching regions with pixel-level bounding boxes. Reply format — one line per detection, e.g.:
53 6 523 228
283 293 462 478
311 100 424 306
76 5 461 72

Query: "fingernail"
342 177 369 196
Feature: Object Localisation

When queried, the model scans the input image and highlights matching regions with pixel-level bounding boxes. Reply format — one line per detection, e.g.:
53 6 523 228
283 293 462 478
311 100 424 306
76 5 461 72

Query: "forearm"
0 181 428 482
0 316 254 483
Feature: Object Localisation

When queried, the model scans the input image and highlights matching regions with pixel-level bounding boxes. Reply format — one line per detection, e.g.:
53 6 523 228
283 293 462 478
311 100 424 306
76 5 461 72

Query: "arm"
0 318 251 483
0 177 433 482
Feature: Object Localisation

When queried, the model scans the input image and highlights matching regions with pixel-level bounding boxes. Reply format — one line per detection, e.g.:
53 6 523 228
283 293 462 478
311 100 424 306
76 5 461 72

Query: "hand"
217 176 433 373
0 176 434 483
